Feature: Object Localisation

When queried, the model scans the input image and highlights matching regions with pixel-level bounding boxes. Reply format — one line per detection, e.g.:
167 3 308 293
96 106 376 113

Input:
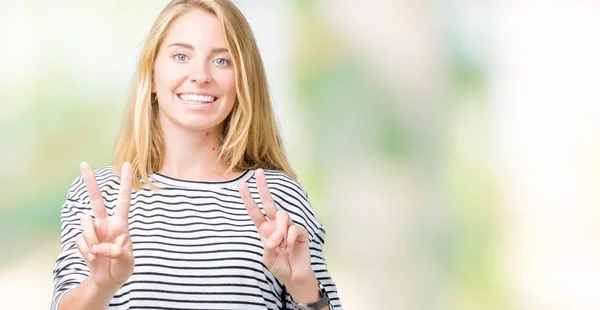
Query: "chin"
174 115 225 132
178 121 221 132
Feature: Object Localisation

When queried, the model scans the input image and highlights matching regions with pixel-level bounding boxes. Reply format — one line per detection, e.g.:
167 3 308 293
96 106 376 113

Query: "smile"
177 93 218 104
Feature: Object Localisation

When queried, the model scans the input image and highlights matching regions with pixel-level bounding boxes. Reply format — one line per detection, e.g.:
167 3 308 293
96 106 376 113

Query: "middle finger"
276 210 289 249
115 162 133 222
256 169 277 221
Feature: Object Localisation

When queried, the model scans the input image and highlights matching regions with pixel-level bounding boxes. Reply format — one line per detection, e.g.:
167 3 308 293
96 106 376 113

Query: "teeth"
178 94 216 103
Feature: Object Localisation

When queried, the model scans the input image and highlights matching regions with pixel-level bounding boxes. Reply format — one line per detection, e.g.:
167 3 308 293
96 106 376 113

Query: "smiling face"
152 8 236 133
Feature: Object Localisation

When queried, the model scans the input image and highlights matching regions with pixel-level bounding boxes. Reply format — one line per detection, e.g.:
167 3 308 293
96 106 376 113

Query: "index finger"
255 169 277 221
115 162 133 221
80 162 108 220
238 181 266 229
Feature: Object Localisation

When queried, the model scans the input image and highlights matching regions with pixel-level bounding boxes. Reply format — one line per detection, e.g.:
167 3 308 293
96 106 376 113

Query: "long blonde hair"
114 0 295 190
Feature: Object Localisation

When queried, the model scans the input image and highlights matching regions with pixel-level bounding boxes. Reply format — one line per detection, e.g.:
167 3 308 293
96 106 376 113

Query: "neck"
157 119 238 181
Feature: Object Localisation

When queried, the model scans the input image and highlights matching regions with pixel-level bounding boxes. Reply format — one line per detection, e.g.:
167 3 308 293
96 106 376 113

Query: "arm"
58 278 117 310
286 276 329 310
284 226 342 310
52 163 135 310
238 169 343 309
51 188 92 310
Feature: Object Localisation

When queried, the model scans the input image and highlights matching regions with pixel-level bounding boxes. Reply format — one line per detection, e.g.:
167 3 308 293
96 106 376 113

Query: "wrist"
87 277 121 299
285 271 320 304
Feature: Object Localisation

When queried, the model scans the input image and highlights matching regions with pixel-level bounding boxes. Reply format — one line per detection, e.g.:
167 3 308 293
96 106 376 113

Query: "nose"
188 62 211 84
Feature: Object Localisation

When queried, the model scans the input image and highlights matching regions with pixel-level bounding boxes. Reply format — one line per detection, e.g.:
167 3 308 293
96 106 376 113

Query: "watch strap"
290 282 330 309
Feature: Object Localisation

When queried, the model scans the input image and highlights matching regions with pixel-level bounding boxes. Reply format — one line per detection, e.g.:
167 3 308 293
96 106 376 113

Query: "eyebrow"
167 42 228 54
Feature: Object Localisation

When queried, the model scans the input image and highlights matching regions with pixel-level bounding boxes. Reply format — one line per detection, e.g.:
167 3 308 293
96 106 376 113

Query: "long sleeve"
263 170 343 309
312 226 342 309
279 225 343 310
50 177 91 310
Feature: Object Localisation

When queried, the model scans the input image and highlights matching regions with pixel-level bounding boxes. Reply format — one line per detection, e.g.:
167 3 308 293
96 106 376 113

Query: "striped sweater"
51 166 342 309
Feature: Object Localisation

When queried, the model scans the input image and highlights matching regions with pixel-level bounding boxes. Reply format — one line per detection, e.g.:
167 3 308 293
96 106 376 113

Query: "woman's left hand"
238 169 316 287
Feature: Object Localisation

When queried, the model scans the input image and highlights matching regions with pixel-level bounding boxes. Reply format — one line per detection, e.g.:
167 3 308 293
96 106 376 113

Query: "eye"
173 53 189 62
212 57 230 66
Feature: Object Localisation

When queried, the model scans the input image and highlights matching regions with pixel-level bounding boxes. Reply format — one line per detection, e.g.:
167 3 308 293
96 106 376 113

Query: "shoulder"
262 169 326 243
66 165 121 202
262 169 310 199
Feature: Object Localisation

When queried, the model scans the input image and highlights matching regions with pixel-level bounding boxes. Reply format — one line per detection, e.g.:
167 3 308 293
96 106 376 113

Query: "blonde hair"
114 0 295 190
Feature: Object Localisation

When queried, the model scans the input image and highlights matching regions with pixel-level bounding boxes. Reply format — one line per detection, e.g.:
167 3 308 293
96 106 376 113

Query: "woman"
50 0 342 309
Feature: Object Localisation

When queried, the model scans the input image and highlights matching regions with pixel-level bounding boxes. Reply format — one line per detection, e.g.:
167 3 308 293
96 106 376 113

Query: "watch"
290 283 330 310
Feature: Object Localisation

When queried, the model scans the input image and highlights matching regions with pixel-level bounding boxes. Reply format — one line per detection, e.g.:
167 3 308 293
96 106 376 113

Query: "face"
152 8 236 133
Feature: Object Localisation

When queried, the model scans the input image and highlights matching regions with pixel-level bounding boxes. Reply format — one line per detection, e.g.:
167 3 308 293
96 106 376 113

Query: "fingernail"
92 245 97 253
87 253 95 261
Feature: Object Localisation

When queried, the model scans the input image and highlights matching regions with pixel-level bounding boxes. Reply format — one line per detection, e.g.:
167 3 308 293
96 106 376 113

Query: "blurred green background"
2 1 600 309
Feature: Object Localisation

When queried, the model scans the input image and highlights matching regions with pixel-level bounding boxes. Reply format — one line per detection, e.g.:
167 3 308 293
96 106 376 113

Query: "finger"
80 215 99 251
115 162 133 221
262 237 278 269
264 230 283 251
75 234 96 262
95 243 123 259
276 210 289 249
286 225 299 253
113 235 135 265
114 233 129 248
80 162 108 220
258 223 276 238
96 243 134 269
255 169 277 221
287 225 309 253
297 225 310 243
238 181 266 229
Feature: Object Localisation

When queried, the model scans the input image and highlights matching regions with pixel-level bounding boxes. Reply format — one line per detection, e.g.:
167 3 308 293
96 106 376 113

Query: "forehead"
163 8 226 48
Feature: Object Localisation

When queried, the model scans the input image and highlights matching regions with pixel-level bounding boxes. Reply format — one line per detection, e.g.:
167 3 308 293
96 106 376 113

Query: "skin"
153 8 238 180
61 8 326 310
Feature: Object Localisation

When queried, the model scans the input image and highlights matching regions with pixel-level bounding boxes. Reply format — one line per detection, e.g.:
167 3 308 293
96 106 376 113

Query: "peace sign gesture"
238 169 316 288
75 162 135 291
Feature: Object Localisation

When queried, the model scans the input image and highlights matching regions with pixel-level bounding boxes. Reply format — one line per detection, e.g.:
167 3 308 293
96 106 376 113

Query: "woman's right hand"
74 162 135 292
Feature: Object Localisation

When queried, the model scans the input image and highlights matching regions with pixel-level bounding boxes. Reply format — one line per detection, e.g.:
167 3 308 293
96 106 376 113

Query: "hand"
238 169 316 287
75 162 135 292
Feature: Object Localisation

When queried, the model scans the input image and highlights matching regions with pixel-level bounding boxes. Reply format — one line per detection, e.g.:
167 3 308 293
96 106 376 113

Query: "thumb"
96 243 134 268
